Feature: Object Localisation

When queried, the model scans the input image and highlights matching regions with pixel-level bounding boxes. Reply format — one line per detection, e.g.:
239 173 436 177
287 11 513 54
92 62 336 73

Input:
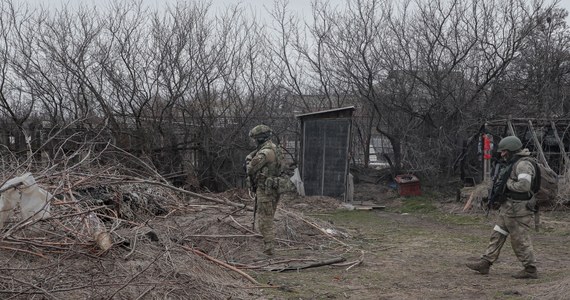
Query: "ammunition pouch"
265 176 296 195
254 173 267 189
493 194 508 207
264 176 278 191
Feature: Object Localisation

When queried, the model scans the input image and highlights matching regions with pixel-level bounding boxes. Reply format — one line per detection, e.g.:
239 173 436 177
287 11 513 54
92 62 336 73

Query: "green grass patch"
396 196 437 214
435 213 484 225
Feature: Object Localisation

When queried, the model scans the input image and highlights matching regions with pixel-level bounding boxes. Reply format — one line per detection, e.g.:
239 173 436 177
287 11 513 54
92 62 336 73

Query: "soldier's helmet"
249 125 272 141
497 136 522 152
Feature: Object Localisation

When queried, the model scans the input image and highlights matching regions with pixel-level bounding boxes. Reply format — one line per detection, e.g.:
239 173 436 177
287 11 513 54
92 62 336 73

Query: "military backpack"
517 157 559 207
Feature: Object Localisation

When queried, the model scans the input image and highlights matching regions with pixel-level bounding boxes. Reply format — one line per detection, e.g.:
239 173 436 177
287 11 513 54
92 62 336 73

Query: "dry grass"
555 170 570 208
531 278 570 300
461 181 490 213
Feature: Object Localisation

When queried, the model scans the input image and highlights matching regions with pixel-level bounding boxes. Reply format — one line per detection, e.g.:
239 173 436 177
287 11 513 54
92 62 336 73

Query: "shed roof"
296 106 355 119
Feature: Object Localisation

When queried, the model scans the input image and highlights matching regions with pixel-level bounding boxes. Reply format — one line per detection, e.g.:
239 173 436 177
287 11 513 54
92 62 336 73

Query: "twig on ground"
106 251 166 300
185 234 258 238
229 216 257 235
234 258 319 270
279 208 349 247
345 260 362 271
134 286 155 300
124 228 139 259
0 245 47 258
270 257 346 272
180 244 263 286
0 275 58 300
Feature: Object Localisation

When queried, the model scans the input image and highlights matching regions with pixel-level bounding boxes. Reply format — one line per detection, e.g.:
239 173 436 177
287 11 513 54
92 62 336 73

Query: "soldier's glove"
244 156 252 173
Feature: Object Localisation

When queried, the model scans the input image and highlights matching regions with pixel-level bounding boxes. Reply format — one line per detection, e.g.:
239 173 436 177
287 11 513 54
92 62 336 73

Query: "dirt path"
255 193 570 300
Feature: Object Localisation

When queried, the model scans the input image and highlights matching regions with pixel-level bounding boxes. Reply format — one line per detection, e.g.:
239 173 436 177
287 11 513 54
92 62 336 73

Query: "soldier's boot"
512 266 538 279
466 259 491 274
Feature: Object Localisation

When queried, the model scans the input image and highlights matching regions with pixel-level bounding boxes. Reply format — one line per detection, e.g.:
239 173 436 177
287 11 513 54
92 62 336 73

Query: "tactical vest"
503 156 535 201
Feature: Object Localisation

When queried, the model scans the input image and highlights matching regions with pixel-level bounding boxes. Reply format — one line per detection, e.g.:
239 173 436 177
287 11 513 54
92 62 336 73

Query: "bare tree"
500 7 570 118
0 0 38 153
381 0 553 177
2 0 569 191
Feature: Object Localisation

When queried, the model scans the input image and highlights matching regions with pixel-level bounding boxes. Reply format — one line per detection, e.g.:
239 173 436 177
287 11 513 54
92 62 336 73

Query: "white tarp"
291 168 305 196
0 173 52 228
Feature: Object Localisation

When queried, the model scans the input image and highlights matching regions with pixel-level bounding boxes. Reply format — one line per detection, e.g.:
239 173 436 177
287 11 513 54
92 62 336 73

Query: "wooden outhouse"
296 107 355 201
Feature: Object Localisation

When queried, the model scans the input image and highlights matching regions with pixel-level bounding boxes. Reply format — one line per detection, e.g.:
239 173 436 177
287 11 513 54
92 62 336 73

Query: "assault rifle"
486 159 517 217
245 153 258 229
248 176 257 230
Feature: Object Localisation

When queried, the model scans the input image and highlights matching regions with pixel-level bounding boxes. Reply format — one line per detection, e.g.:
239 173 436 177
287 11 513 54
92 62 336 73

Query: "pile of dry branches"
0 149 356 299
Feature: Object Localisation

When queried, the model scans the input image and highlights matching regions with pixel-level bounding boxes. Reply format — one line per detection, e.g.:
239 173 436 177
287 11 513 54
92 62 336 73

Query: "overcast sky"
13 0 570 23
559 0 570 20
17 0 327 14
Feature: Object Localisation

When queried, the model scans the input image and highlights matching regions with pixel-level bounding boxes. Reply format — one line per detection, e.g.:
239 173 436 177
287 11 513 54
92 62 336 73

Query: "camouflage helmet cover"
497 136 522 152
249 124 272 139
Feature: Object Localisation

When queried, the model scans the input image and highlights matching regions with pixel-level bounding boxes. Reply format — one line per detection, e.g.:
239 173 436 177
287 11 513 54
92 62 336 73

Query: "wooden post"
507 118 517 136
550 121 570 175
528 120 552 170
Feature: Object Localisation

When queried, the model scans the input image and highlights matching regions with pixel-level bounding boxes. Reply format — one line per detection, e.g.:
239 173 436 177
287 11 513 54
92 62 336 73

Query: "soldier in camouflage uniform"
246 125 281 256
466 136 538 279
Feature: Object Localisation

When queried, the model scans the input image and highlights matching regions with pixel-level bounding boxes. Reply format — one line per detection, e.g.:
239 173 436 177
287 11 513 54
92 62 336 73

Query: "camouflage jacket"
501 148 536 217
246 140 280 188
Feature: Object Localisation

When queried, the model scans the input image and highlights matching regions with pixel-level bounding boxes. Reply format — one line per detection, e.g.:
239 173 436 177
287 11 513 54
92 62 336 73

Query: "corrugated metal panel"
302 118 350 199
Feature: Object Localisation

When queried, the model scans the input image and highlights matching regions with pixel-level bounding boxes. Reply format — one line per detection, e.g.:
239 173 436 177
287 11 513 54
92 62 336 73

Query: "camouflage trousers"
255 188 279 254
482 200 536 268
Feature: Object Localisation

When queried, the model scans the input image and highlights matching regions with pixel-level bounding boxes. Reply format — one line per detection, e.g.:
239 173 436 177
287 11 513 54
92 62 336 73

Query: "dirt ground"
254 183 570 300
1 181 569 299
